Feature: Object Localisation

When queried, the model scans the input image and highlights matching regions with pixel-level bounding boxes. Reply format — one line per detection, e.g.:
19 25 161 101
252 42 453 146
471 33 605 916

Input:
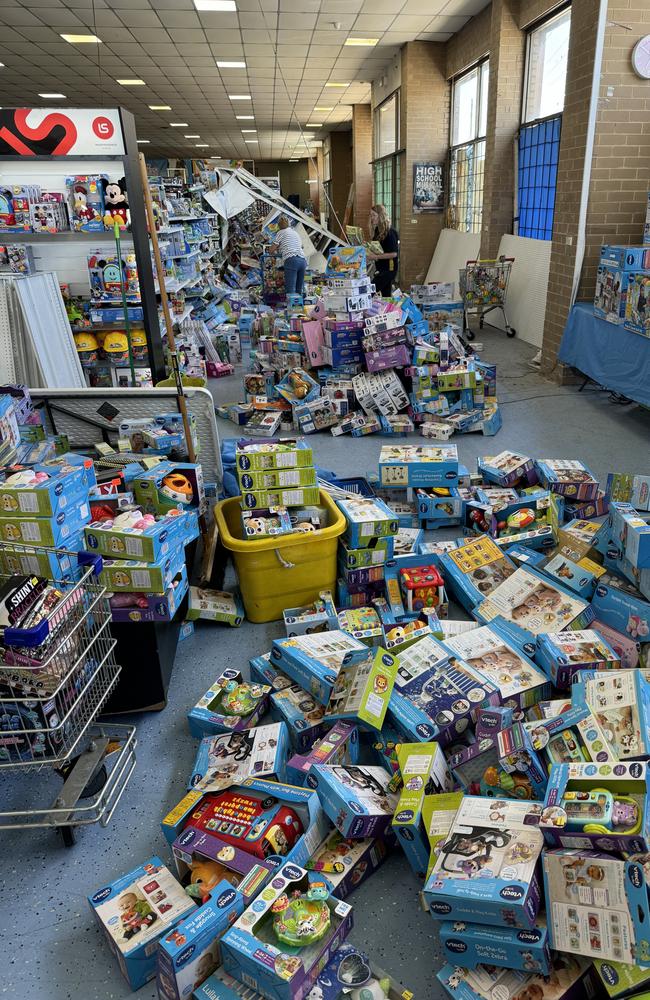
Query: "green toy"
271 886 331 948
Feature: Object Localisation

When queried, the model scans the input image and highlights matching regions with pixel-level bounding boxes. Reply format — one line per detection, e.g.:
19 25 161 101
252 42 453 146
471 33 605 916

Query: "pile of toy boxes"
594 243 650 338
234 438 325 539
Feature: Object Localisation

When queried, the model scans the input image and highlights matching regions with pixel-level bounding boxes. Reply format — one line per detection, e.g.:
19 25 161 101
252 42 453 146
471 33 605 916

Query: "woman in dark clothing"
367 204 398 297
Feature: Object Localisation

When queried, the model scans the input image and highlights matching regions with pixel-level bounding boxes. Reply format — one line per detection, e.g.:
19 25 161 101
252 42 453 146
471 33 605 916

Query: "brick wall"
519 0 563 28
446 5 492 79
326 131 353 238
352 104 373 232
399 41 450 287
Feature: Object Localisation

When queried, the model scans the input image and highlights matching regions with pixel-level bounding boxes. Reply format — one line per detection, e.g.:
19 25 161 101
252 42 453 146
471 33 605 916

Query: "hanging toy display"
220 680 267 717
271 884 331 948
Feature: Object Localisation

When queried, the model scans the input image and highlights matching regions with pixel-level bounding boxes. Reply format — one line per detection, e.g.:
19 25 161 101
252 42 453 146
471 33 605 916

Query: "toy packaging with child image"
535 629 620 688
477 452 536 488
283 590 338 637
392 742 454 878
271 630 367 705
438 918 551 975
572 669 650 761
88 857 196 991
542 848 650 965
540 553 603 600
306 827 392 900
286 720 359 786
437 954 598 1000
187 669 271 738
302 941 412 1000
536 459 600 500
334 494 399 547
187 722 289 791
156 880 244 1000
307 764 401 838
439 536 517 612
323 646 398 731
474 565 594 636
423 796 545 927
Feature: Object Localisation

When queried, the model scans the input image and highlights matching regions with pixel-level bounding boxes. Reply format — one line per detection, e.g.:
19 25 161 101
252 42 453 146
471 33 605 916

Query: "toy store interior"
0 1 650 999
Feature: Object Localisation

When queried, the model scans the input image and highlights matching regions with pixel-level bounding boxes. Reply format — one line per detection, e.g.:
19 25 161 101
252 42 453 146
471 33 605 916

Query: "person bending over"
272 216 307 295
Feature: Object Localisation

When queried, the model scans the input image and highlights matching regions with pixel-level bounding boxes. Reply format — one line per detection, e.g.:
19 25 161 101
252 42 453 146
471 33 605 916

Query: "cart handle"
77 550 104 577
464 256 515 266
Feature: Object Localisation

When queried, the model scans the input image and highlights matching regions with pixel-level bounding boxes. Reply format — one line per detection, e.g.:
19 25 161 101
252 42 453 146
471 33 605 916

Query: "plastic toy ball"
272 891 330 948
507 508 536 531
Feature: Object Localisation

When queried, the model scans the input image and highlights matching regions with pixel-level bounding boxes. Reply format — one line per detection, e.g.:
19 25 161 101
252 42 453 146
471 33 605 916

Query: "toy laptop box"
0 462 90 516
305 827 391 900
443 621 550 710
572 668 650 761
187 722 289 791
474 566 594 637
221 862 353 1000
188 669 271 738
334 495 399 546
423 796 545 928
286 720 359 786
88 857 196 991
283 591 338 637
270 631 367 706
392 741 454 878
440 536 517 612
542 848 650 965
387 633 500 746
535 629 620 688
156 881 244 1000
235 439 313 473
323 647 398 732
378 445 459 488
438 918 551 975
307 764 400 838
477 452 536 488
302 941 413 1000
437 955 598 1000
269 681 328 753
594 956 650 998
536 459 599 501
539 760 650 854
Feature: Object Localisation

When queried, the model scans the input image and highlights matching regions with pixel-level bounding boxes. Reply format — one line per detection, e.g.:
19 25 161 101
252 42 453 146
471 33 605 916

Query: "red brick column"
352 104 373 233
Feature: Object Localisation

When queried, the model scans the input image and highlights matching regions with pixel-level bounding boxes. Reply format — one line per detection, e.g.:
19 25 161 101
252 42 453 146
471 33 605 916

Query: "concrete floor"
1 326 649 1000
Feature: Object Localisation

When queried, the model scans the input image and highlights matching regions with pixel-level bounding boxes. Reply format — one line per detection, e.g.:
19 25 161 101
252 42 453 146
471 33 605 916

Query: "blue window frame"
516 114 562 240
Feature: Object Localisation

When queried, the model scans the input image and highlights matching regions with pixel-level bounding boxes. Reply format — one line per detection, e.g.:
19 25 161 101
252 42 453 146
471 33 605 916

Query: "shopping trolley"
0 544 136 845
459 256 516 340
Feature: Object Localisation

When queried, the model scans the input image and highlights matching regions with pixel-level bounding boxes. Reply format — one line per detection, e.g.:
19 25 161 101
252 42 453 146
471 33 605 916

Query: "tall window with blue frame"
516 5 571 240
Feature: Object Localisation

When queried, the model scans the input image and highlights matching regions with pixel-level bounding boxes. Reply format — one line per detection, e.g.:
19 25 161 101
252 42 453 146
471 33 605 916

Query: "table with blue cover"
558 301 650 406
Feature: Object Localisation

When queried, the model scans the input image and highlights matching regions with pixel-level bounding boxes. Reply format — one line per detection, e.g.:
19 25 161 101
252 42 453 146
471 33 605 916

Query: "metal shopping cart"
0 544 136 845
459 256 516 341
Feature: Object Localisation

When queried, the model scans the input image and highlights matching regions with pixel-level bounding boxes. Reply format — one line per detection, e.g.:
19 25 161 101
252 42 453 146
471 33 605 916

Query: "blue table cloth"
558 301 650 407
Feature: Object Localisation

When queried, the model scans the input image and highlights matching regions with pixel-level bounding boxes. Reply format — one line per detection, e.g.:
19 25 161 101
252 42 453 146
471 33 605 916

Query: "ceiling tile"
416 30 453 39
390 13 432 28
440 0 489 12
352 13 395 29
425 13 470 30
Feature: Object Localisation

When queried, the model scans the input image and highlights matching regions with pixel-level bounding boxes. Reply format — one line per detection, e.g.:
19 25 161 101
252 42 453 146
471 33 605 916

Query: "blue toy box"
334 494 399 547
188 669 271 738
423 796 545 928
156 882 244 1000
536 459 600 501
591 571 650 640
0 497 90 546
392 741 453 878
607 501 650 569
306 829 392 901
474 565 594 637
438 918 551 975
600 244 650 269
477 451 535 488
541 552 601 599
98 545 186 594
301 942 412 1000
134 460 206 515
379 444 459 488
187 722 289 791
269 681 329 752
0 461 90 516
595 263 628 323
440 535 517 612
437 956 599 1000
535 628 620 688
307 764 401 838
415 487 463 526
88 857 196 991
572 668 650 762
270 630 367 705
84 510 193 563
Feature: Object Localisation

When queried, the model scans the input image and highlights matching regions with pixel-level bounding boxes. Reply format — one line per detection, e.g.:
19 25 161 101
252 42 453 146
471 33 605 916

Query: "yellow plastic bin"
214 490 346 623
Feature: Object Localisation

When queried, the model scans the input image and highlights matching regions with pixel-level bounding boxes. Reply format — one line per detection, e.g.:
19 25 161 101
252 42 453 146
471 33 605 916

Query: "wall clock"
632 35 650 78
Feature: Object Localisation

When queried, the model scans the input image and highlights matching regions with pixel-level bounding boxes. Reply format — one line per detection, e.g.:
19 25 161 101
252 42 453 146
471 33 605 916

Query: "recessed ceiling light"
117 79 146 85
39 93 65 98
217 61 246 68
229 94 251 100
137 139 150 144
61 33 102 43
344 37 378 45
194 0 236 8
314 107 333 112
185 134 200 138
236 115 254 120
244 138 258 143
289 158 299 162
149 104 171 110
196 143 210 147
241 129 256 133
305 123 322 128
325 82 349 87
170 122 189 127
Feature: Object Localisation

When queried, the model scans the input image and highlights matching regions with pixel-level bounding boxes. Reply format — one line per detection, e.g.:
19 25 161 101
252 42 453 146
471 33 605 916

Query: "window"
516 6 570 239
523 6 571 123
372 153 401 236
374 93 399 159
449 59 489 233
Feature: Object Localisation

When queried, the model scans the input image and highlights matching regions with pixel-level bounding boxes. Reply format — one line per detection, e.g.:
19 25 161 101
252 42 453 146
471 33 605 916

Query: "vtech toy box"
438 919 551 975
307 764 400 838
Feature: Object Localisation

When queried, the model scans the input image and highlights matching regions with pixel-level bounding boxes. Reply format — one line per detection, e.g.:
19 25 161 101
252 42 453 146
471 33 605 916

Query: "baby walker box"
188 722 289 791
392 741 454 878
271 631 367 706
188 669 271 738
156 881 244 1000
307 764 401 838
379 445 459 489
423 796 545 928
88 856 196 991
220 862 353 1000
438 918 551 975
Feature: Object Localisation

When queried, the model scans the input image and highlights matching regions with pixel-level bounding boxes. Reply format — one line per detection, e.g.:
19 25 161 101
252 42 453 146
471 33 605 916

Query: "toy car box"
188 669 271 738
539 759 650 854
283 590 338 637
186 587 245 627
134 461 206 515
0 461 91 516
84 510 193 563
535 629 620 688
270 631 367 706
379 445 459 488
286 720 359 786
269 681 328 752
307 764 401 838
0 498 90 546
423 796 545 928
391 741 453 878
156 881 244 1000
542 848 650 965
187 722 289 791
334 495 399 546
323 647 398 731
477 452 536 488
438 919 551 975
440 536 517 612
221 862 353 1000
88 857 196 991
536 459 600 501
474 565 594 636
437 956 599 1000
387 633 500 745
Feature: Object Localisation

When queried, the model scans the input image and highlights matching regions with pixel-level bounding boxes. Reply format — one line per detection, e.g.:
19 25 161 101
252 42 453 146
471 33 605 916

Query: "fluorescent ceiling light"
61 33 101 43
185 134 200 138
217 61 245 68
137 139 150 144
39 93 65 98
194 0 236 9
196 143 209 147
117 79 146 85
325 82 349 87
236 115 254 120
289 158 299 162
229 94 251 100
170 122 189 127
344 37 378 45
149 104 171 110
241 129 256 133
314 107 333 112
244 138 258 142
305 123 322 128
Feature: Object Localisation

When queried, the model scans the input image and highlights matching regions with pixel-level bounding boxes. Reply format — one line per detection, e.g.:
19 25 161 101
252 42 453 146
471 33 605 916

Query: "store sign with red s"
0 108 125 157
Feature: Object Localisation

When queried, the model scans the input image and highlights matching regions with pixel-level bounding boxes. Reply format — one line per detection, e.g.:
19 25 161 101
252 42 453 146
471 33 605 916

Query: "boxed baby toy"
536 459 599 500
392 741 453 878
535 629 620 688
590 571 650 640
335 495 399 546
188 669 271 738
423 796 545 927
572 668 650 761
283 591 338 637
134 461 205 515
0 462 91 516
474 565 594 636
594 957 650 998
379 444 459 488
306 829 392 900
439 536 517 612
286 720 359 786
188 722 289 791
0 498 90 546
337 604 384 645
88 857 196 991
187 588 245 627
541 552 603 599
221 862 353 1000
300 941 412 1000
339 538 394 570
156 881 244 1000
608 501 650 569
477 452 536 488
84 509 193 563
235 439 313 474
438 919 551 975
437 955 598 1000
98 548 186 594
271 630 367 705
307 764 400 838
324 646 398 730
269 681 328 752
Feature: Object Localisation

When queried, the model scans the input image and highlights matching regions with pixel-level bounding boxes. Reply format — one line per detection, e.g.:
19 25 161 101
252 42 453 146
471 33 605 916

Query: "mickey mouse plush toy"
101 177 129 228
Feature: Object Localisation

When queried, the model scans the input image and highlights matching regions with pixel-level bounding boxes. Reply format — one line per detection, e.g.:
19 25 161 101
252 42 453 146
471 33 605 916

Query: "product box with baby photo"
187 722 289 791
474 566 594 636
477 451 536 488
439 535 517 612
88 857 196 991
535 629 620 688
271 630 367 705
437 955 600 1000
269 681 329 752
571 669 650 762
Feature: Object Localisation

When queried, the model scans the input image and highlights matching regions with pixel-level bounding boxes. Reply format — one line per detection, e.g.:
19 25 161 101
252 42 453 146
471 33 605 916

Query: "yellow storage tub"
214 490 346 623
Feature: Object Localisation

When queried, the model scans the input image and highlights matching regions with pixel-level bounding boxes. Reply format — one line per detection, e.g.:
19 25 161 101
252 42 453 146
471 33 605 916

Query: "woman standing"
367 204 398 297
272 216 307 295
